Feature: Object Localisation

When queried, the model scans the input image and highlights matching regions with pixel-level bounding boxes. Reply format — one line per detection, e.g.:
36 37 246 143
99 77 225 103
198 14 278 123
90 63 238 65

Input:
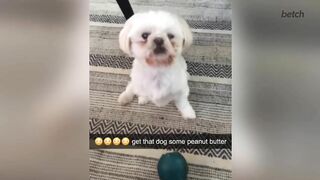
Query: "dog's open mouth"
146 53 174 67
153 47 167 54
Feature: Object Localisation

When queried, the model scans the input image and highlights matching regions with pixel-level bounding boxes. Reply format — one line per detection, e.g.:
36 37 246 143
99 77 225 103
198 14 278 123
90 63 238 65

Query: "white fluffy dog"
118 11 196 119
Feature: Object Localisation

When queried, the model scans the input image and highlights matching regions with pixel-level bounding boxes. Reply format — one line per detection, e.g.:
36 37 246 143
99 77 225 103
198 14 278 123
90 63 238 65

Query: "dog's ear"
119 14 138 55
178 16 193 50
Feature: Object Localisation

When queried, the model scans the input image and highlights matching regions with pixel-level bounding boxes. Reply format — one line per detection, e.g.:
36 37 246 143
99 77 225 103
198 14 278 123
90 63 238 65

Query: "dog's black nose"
154 38 164 46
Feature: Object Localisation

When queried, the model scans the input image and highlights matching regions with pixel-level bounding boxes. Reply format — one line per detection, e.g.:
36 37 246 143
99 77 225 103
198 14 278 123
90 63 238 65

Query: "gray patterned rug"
90 0 232 179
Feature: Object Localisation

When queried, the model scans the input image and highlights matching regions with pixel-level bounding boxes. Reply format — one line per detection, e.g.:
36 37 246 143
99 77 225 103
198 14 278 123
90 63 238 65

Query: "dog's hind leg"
175 94 196 119
118 81 135 105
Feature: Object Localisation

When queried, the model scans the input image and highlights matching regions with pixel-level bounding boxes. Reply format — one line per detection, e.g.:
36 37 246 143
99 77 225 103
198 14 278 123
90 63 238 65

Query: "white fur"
118 11 196 119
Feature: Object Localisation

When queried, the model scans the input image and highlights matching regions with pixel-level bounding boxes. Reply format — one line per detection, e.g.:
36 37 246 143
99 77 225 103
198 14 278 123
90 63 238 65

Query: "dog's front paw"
118 91 134 105
138 96 149 105
180 105 196 119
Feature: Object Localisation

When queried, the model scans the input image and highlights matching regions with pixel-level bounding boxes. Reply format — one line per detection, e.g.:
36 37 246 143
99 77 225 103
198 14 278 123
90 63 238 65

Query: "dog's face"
119 11 192 67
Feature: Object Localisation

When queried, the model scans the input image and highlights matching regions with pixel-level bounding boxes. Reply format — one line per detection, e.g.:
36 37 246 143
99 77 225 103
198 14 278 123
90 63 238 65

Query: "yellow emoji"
121 137 130 146
104 137 112 146
113 137 121 146
95 137 103 146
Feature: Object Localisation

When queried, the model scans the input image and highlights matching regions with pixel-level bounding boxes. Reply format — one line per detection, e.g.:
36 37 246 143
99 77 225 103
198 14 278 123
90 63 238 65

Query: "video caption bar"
90 134 231 149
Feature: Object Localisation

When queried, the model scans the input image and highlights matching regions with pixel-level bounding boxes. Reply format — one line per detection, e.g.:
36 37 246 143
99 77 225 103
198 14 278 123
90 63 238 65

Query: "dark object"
116 0 134 20
157 152 188 180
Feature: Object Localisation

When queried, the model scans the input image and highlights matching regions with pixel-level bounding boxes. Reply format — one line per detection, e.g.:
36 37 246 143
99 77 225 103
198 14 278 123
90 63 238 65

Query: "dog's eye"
141 32 150 40
167 33 174 39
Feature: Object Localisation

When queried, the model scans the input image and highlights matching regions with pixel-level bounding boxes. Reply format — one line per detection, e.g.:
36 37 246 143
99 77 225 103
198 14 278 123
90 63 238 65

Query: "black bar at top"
116 0 134 20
